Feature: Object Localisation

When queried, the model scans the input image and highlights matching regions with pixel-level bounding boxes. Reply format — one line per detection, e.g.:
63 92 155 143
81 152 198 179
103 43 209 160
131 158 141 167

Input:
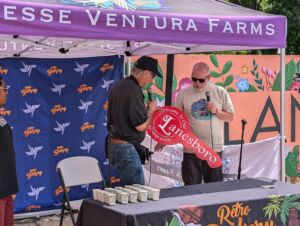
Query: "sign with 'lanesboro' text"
147 106 222 168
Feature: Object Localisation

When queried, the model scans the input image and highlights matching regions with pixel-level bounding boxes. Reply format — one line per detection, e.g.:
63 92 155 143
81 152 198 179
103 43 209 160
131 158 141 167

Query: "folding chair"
56 156 106 226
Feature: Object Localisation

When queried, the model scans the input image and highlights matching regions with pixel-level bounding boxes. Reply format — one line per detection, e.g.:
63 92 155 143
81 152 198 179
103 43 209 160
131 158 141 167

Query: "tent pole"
280 48 286 181
165 54 174 106
126 56 131 77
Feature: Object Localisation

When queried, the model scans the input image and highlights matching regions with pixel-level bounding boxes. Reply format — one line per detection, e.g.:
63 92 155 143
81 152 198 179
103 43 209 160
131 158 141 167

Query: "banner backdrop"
142 136 280 188
0 55 123 212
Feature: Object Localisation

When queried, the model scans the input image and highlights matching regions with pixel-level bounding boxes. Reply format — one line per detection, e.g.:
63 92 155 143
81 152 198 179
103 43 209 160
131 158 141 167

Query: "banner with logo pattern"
0 55 123 212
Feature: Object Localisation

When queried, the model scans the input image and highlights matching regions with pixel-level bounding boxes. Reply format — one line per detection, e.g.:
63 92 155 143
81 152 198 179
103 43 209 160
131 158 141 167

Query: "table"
77 179 300 226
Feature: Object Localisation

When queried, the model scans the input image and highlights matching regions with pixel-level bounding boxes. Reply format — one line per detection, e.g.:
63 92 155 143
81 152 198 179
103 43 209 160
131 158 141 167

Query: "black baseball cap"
134 56 162 78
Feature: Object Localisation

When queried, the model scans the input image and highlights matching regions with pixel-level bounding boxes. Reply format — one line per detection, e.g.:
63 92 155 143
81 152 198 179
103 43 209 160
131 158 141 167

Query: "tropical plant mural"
209 54 236 92
263 194 300 226
286 145 300 183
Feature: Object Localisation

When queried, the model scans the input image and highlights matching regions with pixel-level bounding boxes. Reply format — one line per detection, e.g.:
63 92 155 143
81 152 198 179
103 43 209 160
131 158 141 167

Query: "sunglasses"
0 87 8 93
191 76 208 83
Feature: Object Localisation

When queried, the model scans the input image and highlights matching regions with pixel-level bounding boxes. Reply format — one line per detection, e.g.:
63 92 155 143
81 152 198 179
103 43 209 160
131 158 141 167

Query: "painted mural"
139 54 300 178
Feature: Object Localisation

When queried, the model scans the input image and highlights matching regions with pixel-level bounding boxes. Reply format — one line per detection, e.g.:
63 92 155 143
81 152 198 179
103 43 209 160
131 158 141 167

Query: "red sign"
147 106 222 168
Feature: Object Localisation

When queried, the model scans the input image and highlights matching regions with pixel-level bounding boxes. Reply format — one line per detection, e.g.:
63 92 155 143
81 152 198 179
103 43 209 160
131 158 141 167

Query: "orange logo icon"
54 186 64 196
0 66 8 75
110 176 121 184
100 63 114 73
26 169 43 180
0 107 11 116
24 127 40 137
102 101 108 110
26 205 41 212
80 122 95 132
51 105 67 115
77 84 93 94
21 86 38 96
53 146 69 157
47 66 63 76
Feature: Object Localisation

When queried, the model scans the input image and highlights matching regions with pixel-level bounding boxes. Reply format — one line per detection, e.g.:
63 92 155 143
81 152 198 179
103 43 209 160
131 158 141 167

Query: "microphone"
241 119 247 125
205 91 210 102
147 87 153 102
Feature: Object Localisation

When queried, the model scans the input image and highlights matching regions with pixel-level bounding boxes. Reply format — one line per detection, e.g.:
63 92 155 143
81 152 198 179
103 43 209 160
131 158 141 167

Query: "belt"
111 138 128 144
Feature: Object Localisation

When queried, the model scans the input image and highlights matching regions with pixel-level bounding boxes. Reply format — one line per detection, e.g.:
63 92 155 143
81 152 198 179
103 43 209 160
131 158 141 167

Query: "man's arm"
135 100 157 132
213 108 234 122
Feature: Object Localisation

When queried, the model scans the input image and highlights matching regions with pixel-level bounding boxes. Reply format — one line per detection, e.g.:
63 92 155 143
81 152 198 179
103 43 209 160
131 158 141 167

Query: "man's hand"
154 143 166 152
206 102 218 114
147 100 157 113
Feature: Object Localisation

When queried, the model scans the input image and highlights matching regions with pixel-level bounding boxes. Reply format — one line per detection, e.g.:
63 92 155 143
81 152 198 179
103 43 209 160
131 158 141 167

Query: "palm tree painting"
263 194 300 226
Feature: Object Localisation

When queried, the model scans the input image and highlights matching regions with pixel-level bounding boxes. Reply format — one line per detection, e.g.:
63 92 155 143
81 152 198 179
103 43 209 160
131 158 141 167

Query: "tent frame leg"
279 48 286 182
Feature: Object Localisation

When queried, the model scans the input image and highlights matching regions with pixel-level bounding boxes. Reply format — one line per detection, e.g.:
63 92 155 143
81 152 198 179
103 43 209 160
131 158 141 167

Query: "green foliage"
247 84 258 92
285 145 300 177
272 60 297 91
227 87 236 92
168 217 181 226
263 194 300 225
263 195 281 221
228 0 300 54
280 195 300 226
210 70 220 78
224 75 234 87
209 54 236 91
210 54 219 68
222 62 233 75
251 59 264 91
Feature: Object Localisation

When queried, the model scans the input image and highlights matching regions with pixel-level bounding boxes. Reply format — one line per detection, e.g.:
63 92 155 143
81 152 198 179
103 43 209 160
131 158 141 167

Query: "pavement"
14 213 77 226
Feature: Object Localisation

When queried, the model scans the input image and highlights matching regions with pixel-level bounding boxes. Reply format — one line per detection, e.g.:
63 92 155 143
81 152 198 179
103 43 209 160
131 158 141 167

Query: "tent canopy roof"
0 0 287 58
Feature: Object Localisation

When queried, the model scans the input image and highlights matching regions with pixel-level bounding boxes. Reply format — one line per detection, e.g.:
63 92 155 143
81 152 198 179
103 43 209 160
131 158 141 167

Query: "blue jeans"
110 143 144 186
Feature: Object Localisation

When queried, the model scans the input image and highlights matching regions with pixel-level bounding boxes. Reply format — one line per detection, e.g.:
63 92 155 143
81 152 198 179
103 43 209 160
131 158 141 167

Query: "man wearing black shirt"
0 77 18 226
107 56 161 186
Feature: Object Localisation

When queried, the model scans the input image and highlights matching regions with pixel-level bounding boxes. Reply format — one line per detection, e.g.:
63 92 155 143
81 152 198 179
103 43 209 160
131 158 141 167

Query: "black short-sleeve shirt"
108 76 148 144
0 117 19 199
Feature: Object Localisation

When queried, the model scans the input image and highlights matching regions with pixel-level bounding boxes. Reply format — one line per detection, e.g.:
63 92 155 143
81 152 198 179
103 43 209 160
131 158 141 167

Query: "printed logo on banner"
54 121 71 135
102 101 108 110
23 102 40 117
74 62 89 76
26 205 41 212
24 127 41 137
51 104 67 115
21 86 38 96
78 99 94 114
80 122 95 132
77 84 93 94
26 169 43 180
20 62 36 77
0 107 11 116
100 63 114 73
0 66 8 75
27 185 45 200
47 66 63 76
81 184 89 192
102 116 107 127
53 145 69 156
54 186 64 197
26 145 44 159
101 78 114 91
80 140 96 154
51 82 66 96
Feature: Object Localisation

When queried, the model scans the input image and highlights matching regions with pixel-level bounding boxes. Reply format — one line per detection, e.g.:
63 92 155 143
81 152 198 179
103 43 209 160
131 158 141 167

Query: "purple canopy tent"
0 0 287 216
